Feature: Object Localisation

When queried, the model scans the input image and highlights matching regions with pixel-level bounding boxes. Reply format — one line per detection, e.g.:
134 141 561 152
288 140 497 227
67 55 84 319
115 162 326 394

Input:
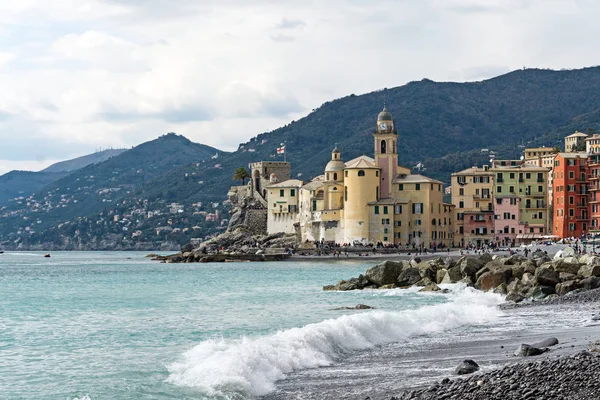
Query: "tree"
232 166 250 185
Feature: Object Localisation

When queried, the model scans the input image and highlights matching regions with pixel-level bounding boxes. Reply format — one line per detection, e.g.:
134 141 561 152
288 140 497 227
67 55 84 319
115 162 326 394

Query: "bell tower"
374 106 398 199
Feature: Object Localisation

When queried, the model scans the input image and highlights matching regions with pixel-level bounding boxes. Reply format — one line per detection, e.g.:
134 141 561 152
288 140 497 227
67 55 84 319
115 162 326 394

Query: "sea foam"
167 286 503 399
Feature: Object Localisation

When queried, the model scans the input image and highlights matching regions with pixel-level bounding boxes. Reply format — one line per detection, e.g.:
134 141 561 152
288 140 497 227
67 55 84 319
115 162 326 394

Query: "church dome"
325 159 345 173
377 107 393 121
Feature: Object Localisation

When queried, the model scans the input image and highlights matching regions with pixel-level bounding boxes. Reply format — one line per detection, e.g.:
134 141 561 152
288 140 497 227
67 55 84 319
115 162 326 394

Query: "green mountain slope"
0 133 223 234
136 67 600 205
0 171 69 205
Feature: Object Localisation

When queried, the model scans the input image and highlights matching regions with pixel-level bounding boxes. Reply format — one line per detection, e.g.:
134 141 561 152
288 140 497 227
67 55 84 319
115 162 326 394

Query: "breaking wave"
167 286 503 399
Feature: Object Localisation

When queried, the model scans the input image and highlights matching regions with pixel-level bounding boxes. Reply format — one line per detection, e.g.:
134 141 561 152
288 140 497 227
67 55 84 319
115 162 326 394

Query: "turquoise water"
0 252 590 399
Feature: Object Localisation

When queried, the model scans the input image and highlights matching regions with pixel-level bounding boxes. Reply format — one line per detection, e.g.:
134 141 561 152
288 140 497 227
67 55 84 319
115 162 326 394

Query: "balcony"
473 194 490 200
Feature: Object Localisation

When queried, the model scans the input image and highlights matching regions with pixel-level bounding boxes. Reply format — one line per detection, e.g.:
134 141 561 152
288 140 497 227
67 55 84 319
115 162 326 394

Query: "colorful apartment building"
586 134 600 154
451 166 494 246
588 152 600 233
553 152 589 238
492 161 549 243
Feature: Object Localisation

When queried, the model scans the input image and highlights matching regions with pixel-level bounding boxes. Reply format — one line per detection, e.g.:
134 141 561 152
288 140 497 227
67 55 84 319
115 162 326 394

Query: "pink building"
462 210 494 246
493 197 525 246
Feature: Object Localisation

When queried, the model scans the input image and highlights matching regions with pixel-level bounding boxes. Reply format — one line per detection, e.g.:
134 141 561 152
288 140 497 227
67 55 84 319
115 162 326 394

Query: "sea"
0 251 594 400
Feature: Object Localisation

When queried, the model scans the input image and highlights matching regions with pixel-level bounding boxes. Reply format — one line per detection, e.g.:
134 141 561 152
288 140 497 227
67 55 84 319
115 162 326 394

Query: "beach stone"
397 267 421 287
442 265 463 283
515 343 548 357
532 337 559 348
455 359 480 375
479 253 493 263
414 277 435 287
476 266 512 292
535 267 560 287
556 247 576 259
365 260 406 286
507 278 523 293
507 254 527 265
506 292 525 303
578 263 600 278
556 280 580 296
417 260 440 282
475 265 490 281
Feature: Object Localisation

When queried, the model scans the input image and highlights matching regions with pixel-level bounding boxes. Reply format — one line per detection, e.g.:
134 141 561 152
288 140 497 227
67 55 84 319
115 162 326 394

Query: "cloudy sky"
0 0 598 174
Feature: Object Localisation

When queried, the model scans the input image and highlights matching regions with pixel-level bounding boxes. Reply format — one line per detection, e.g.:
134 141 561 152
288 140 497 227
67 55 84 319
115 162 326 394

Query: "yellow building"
586 133 600 154
266 107 454 248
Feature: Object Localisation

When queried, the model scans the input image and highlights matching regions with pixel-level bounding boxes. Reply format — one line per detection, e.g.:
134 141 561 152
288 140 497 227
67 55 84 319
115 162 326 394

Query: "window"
569 196 574 205
497 173 504 182
497 186 502 193
509 172 515 179
280 189 284 197
358 170 365 177
383 206 388 215
459 188 464 196
412 203 423 214
381 140 386 154
510 198 517 205
374 206 379 215
509 186 515 193
415 183 421 190
290 189 295 197
526 173 531 179
538 185 543 193
431 184 434 190
569 171 574 179
344 186 348 202
395 205 402 214
345 171 348 177
398 184 404 191
333 173 337 181
569 209 574 217
459 201 464 208
376 186 379 201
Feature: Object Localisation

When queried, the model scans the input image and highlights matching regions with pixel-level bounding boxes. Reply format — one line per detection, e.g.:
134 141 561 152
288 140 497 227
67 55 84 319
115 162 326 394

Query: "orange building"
588 152 600 233
553 152 589 238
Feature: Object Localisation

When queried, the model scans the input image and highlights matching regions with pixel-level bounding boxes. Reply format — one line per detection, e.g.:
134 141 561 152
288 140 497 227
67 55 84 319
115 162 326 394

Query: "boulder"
578 264 600 278
414 277 435 287
475 266 512 291
507 254 527 265
514 344 548 357
460 275 474 286
531 285 556 299
332 304 374 310
521 272 535 285
580 276 600 291
417 260 440 282
366 260 406 286
397 267 422 287
459 257 485 280
531 249 546 259
441 266 463 283
555 247 575 259
559 272 577 282
507 278 523 294
512 260 536 279
419 284 441 292
475 266 490 281
493 283 508 295
443 257 456 270
553 257 583 274
506 292 525 303
556 280 580 296
454 359 480 375
534 267 560 287
532 337 559 348
436 268 447 284
479 253 493 263
534 256 552 267
579 253 596 264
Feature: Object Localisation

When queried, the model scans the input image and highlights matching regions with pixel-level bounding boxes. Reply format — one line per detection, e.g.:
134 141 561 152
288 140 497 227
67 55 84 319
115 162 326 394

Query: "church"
264 107 455 248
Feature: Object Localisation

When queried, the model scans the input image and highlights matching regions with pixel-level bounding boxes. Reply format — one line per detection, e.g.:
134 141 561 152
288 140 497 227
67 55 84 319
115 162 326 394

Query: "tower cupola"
325 145 345 181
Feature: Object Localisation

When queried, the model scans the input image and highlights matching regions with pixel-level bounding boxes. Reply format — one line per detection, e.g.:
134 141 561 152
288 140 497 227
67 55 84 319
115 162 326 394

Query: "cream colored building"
565 131 588 152
266 107 454 248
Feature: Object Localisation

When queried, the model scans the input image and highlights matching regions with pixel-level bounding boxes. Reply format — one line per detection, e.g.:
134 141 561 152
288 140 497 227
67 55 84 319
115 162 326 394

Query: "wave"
167 286 504 399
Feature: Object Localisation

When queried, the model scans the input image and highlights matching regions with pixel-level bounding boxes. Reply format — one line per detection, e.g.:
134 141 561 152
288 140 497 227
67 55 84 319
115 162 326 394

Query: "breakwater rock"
150 229 297 263
392 351 600 400
324 250 600 302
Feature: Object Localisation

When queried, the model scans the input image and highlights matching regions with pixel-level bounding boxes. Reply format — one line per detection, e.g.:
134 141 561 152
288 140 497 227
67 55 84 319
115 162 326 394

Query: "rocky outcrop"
322 252 600 303
454 359 480 375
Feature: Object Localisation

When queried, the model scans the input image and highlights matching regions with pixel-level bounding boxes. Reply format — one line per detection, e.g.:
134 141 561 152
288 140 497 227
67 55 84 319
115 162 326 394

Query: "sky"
0 0 599 174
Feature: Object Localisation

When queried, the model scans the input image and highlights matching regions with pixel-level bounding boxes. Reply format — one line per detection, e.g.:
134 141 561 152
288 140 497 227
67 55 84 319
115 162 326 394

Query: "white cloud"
0 0 599 174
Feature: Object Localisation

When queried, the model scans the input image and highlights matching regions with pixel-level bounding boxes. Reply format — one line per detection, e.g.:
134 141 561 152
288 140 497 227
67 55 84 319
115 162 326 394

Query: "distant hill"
0 133 224 236
135 67 600 205
41 149 126 173
0 171 69 205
